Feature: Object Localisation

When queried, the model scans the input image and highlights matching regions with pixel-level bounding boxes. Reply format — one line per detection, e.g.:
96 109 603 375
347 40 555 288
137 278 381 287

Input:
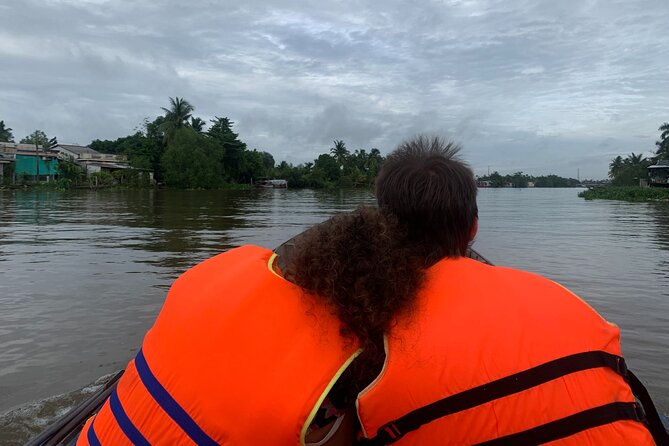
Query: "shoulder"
427 256 612 325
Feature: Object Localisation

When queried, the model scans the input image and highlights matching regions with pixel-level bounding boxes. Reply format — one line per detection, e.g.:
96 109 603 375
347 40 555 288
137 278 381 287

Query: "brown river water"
1 188 668 444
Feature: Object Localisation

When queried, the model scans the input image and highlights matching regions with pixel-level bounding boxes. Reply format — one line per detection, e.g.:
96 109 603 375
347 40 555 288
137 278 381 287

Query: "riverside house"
0 142 59 181
51 144 131 175
648 160 669 187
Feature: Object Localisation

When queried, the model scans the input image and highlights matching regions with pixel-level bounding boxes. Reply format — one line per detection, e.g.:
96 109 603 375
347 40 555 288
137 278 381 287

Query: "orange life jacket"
356 256 656 445
77 245 361 446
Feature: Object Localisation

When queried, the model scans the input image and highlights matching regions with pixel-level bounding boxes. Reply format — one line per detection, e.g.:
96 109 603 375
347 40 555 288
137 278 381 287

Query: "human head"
375 135 478 262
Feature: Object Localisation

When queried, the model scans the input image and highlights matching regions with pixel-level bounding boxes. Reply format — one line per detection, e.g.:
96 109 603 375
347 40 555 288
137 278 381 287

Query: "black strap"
474 402 644 445
627 370 669 445
362 351 628 445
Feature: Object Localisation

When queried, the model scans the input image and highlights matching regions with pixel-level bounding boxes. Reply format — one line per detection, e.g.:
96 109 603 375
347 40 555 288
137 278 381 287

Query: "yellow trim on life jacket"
267 252 282 278
300 347 364 445
551 280 619 328
355 335 390 439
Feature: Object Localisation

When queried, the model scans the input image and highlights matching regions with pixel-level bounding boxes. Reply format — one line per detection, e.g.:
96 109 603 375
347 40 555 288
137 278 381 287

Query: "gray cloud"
1 0 668 178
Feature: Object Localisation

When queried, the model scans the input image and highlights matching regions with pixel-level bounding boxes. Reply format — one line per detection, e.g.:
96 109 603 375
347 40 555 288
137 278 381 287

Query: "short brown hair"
375 135 478 262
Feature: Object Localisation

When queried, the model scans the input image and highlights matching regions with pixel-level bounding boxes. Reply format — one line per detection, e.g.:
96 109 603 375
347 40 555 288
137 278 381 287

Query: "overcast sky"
1 0 668 178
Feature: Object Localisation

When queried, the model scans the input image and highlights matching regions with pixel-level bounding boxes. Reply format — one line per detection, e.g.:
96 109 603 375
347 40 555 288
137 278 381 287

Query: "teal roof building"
14 153 59 177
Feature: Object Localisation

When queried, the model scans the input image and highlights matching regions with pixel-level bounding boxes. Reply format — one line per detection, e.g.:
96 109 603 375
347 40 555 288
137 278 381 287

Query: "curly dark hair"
285 206 426 405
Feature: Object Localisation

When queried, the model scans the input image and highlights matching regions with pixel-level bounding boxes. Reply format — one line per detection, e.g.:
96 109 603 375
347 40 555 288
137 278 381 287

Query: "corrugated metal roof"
649 160 669 168
54 144 100 155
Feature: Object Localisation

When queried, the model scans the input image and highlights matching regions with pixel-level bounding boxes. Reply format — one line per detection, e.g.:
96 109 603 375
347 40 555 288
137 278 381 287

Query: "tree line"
607 122 668 186
476 172 580 188
8 103 665 190
2 99 386 189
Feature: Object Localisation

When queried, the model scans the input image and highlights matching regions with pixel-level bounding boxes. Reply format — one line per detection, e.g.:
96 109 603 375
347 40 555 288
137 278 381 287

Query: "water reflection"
0 188 376 417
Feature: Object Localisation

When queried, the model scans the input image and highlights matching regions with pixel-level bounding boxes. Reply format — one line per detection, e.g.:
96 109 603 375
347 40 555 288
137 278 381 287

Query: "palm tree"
159 97 194 142
189 117 206 134
625 152 645 166
330 139 349 170
0 120 14 142
655 122 669 160
609 156 623 178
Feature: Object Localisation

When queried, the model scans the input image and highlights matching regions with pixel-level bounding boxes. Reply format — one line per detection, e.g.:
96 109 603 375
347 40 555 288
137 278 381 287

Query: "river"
1 188 668 443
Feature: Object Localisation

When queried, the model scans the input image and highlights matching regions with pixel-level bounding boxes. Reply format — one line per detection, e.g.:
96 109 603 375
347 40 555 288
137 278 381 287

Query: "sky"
1 0 668 179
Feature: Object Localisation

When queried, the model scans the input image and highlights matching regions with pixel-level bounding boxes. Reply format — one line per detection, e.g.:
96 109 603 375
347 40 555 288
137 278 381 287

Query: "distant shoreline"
578 186 669 202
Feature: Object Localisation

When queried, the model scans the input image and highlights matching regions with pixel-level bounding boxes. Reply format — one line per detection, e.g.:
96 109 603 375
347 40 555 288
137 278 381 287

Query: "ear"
470 218 478 241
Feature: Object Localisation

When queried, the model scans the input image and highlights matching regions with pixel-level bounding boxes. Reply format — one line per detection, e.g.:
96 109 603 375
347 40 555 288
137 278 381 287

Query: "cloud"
0 0 668 178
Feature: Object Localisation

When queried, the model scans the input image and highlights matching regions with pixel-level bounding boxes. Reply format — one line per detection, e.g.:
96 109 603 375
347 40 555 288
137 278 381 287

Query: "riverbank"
578 186 669 202
0 181 253 191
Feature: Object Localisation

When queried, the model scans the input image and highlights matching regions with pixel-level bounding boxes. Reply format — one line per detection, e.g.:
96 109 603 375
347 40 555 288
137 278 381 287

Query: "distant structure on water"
253 177 288 188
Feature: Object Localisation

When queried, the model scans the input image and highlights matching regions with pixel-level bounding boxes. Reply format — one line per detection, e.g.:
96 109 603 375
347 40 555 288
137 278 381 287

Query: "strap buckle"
633 402 647 422
377 422 405 444
615 356 629 379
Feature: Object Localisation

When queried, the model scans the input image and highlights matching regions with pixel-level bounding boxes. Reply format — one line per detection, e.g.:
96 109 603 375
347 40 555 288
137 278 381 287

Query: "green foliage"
313 153 341 183
189 117 206 133
477 172 579 188
2 162 15 185
159 97 194 142
330 139 350 170
239 149 274 183
579 186 669 202
208 117 247 181
0 120 14 142
533 175 580 187
655 122 669 161
57 158 86 186
509 171 528 188
269 146 384 189
161 128 224 189
486 171 507 187
89 172 114 188
112 169 152 188
608 152 650 186
20 129 55 147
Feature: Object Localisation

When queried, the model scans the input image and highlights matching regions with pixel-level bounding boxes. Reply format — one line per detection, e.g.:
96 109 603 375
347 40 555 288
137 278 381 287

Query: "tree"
609 152 651 186
57 158 85 185
330 139 349 170
20 129 52 147
208 117 247 181
158 97 194 142
313 153 341 184
161 128 223 189
488 171 506 187
510 171 529 188
238 149 275 183
655 122 669 161
0 120 14 142
609 156 624 178
189 117 206 134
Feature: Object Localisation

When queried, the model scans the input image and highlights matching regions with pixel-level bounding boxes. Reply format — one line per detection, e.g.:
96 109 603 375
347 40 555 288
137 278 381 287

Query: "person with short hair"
288 135 662 444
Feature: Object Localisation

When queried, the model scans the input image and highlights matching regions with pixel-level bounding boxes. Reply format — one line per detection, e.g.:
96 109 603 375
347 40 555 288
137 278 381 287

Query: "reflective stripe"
109 389 151 446
135 349 219 446
86 418 102 446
